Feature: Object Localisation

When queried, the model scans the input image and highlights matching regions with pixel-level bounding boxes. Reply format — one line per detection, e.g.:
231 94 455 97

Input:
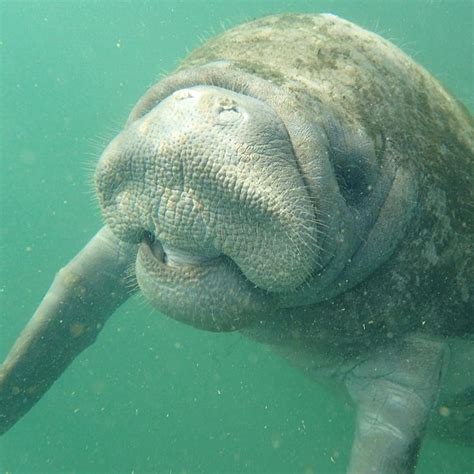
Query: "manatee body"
0 13 472 473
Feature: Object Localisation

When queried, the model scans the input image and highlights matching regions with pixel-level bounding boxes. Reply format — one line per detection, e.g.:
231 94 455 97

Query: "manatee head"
95 68 416 333
95 85 320 331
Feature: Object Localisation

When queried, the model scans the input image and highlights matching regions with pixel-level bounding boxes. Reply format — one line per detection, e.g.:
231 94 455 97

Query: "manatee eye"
326 121 381 206
334 157 375 205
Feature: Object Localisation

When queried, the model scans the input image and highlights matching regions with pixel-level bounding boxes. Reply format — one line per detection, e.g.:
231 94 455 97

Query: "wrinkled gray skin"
1 14 473 473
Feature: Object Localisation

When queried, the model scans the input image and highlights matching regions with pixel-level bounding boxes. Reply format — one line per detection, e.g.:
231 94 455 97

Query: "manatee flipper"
345 336 447 474
0 227 138 434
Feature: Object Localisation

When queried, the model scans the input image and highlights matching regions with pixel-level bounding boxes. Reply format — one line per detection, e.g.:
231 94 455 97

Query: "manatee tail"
0 227 138 435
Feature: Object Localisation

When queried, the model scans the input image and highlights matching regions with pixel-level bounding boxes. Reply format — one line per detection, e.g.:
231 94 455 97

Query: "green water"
0 1 472 473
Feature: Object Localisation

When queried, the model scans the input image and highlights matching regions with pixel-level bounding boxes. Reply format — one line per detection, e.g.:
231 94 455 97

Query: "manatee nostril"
218 97 238 110
216 97 241 123
172 89 195 101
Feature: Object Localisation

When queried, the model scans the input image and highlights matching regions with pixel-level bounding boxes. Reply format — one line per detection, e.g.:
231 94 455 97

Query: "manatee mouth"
142 232 215 268
135 232 274 332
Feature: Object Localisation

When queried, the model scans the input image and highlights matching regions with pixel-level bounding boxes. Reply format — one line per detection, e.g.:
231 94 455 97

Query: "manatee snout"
95 85 320 330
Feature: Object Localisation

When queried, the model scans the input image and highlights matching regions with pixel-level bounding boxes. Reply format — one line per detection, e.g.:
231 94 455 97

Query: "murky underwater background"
0 1 473 472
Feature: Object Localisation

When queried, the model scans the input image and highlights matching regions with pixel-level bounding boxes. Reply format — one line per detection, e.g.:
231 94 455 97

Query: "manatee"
0 13 472 473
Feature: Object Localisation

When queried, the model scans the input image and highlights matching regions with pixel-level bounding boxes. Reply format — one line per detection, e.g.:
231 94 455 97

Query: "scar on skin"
438 406 450 417
26 385 39 396
60 268 81 287
70 322 87 337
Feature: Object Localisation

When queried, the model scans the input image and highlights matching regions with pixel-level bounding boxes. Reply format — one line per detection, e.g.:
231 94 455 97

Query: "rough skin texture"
181 13 473 346
0 13 472 472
